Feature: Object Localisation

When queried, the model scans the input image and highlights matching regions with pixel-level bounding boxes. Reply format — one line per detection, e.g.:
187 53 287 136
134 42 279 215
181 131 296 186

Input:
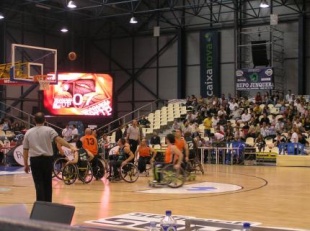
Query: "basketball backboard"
10 43 58 84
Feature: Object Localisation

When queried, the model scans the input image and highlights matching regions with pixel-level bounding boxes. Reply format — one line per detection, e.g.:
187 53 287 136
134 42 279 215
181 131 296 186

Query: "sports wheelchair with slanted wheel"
62 162 93 185
149 163 185 188
91 156 106 180
53 157 67 180
108 161 139 183
184 151 204 179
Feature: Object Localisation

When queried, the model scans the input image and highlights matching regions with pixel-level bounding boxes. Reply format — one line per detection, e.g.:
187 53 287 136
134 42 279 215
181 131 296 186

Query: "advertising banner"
236 68 274 90
43 73 113 116
200 30 221 97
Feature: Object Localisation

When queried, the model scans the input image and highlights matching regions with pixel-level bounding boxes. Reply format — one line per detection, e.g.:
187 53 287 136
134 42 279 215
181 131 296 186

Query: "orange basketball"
68 51 77 61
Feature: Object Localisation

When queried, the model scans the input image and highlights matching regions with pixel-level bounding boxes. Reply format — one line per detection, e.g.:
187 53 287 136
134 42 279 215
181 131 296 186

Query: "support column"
177 28 186 99
0 20 6 118
298 13 306 94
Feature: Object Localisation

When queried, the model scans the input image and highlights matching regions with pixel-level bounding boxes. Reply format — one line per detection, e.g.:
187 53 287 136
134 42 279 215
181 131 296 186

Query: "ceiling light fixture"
260 0 269 8
129 16 138 24
0 13 4 20
61 27 69 33
35 4 51 10
67 1 77 9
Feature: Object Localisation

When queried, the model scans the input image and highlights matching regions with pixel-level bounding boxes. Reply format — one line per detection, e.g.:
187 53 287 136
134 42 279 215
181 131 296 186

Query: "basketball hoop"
38 80 50 91
34 75 50 91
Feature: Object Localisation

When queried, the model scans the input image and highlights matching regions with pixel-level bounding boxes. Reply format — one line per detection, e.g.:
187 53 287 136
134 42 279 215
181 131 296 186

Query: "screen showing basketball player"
43 73 113 116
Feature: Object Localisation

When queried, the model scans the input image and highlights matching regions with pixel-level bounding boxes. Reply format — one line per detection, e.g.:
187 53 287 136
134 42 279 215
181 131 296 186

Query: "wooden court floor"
0 164 309 230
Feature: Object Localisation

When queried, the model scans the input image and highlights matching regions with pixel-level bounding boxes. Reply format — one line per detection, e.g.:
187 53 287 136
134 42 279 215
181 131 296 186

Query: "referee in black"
23 112 76 202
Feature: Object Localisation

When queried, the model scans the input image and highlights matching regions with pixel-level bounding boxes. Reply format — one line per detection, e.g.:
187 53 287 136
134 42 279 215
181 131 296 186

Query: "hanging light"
129 16 138 24
260 0 269 8
60 27 69 33
67 1 77 9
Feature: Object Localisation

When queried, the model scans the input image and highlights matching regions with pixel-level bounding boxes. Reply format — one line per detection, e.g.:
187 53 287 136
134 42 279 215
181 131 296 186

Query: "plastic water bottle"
146 221 159 231
160 210 177 231
3 136 10 148
241 222 251 231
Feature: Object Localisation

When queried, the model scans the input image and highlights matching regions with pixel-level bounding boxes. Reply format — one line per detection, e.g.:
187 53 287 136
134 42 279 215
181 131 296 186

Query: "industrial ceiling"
1 0 308 39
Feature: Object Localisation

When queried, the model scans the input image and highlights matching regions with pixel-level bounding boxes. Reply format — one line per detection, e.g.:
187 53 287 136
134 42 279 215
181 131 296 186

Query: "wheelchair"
149 163 185 188
185 151 204 176
135 155 152 176
108 161 139 183
91 156 106 180
53 157 67 180
62 162 93 185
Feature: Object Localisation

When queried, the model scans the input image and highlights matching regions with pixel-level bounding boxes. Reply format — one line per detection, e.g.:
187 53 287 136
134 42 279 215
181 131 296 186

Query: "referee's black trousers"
30 156 53 202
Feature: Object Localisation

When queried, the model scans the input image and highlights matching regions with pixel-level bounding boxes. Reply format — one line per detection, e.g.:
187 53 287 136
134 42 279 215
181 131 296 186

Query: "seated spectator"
0 118 10 131
185 111 197 123
260 122 269 138
138 115 151 128
247 122 259 138
293 118 303 128
265 124 277 139
228 98 239 112
253 103 262 115
214 128 225 142
275 118 284 133
149 132 161 146
212 115 219 128
172 119 181 131
290 128 299 143
230 106 242 120
255 134 266 152
225 121 234 135
12 122 21 133
217 106 227 118
303 117 310 131
260 113 270 125
241 122 250 139
298 132 309 146
239 109 251 123
273 132 286 147
255 92 263 104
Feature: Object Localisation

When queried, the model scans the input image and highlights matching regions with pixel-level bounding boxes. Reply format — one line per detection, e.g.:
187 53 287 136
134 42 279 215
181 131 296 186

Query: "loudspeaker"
30 201 75 225
251 41 269 67
153 26 160 37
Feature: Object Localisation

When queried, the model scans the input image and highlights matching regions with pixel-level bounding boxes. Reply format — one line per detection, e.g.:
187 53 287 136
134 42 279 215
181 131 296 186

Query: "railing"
96 99 165 135
0 99 165 135
0 101 62 131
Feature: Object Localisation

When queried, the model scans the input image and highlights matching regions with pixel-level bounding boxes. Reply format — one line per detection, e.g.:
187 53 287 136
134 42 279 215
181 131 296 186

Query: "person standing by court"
23 112 76 202
62 124 72 142
127 119 140 154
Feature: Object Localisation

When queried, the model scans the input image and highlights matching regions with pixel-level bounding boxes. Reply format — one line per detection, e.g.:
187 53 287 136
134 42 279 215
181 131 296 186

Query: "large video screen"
43 73 113 116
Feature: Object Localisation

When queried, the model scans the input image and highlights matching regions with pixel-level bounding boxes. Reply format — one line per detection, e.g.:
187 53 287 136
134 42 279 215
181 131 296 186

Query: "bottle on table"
146 221 159 231
241 222 251 231
160 210 177 231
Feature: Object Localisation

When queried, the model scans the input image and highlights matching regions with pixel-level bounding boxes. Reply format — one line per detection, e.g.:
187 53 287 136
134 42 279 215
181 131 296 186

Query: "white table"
198 146 217 167
217 147 241 165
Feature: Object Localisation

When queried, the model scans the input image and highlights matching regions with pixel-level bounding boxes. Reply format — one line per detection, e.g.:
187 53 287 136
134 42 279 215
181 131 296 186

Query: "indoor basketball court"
0 164 309 230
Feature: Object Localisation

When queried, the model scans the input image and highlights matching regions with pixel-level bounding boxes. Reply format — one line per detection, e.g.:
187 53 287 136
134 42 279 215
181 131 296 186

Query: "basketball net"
34 75 50 91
